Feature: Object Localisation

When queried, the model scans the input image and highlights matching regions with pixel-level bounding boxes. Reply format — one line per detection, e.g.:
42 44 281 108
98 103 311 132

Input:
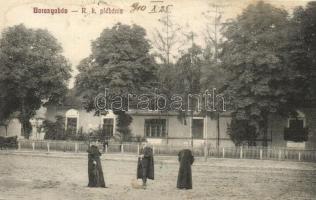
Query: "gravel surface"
0 152 315 200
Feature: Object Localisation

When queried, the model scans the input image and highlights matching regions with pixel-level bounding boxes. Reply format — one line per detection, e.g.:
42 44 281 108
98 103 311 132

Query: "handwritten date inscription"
130 1 173 13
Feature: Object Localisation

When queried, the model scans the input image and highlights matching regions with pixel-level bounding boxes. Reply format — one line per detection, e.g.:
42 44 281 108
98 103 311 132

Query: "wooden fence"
16 140 316 162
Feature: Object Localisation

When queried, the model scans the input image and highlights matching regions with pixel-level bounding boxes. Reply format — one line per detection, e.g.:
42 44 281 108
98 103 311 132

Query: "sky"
0 0 309 88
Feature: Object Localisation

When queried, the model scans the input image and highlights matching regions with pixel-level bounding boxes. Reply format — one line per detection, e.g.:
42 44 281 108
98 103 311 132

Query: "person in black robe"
87 145 106 188
177 149 194 189
137 143 154 188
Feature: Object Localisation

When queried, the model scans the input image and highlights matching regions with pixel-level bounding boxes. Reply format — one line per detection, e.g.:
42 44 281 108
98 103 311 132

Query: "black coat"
137 146 154 180
177 149 194 189
87 145 106 187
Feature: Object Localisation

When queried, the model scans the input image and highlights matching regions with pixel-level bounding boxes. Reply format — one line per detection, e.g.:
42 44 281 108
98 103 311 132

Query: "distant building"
1 91 315 149
43 99 234 147
268 108 316 149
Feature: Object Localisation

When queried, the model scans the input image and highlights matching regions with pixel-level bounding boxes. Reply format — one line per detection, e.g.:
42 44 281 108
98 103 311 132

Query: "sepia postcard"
0 0 315 199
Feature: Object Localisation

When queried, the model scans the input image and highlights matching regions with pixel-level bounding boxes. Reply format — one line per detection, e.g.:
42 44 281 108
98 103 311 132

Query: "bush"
227 119 258 146
42 116 89 141
43 115 66 140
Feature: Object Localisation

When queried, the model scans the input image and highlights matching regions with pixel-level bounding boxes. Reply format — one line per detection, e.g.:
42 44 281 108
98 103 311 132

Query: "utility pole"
166 12 170 65
215 5 221 156
154 12 180 145
203 3 227 156
189 31 195 148
181 30 197 148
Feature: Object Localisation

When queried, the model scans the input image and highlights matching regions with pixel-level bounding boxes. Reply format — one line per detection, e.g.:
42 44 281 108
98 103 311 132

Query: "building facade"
1 104 315 149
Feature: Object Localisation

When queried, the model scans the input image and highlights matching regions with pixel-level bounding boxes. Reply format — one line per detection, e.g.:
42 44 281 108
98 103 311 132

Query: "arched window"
65 109 79 134
287 110 306 129
284 110 308 142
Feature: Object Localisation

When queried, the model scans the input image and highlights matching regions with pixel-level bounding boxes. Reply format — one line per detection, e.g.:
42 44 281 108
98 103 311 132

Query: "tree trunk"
20 98 31 139
5 125 8 137
262 114 268 147
21 98 26 138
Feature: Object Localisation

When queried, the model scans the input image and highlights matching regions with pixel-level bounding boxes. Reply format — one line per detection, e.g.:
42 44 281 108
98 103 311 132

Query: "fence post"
18 141 21 151
222 147 225 158
153 146 155 155
105 144 108 153
204 143 208 161
260 149 263 160
278 149 282 160
75 143 78 153
121 144 124 153
298 152 301 161
47 142 50 152
137 144 140 155
240 147 243 159
32 142 35 151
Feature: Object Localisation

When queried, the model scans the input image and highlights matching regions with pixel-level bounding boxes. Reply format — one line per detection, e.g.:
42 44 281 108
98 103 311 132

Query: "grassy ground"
0 152 315 200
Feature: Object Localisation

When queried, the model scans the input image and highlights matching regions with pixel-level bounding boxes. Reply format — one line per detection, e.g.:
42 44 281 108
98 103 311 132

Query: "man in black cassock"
87 145 106 188
177 149 194 189
137 143 154 188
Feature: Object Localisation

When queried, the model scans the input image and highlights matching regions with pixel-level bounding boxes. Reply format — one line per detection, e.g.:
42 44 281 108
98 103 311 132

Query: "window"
66 117 78 134
103 118 114 138
145 119 166 138
192 119 204 139
287 110 305 128
65 109 79 134
289 119 304 129
284 111 308 142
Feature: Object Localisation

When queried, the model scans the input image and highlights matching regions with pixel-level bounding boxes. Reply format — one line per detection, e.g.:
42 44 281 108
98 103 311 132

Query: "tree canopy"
288 2 316 102
75 23 158 140
0 24 71 138
221 1 316 145
76 23 157 110
221 2 293 145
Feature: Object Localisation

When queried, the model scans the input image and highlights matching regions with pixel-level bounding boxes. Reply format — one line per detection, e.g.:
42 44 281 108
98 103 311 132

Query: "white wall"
0 118 22 138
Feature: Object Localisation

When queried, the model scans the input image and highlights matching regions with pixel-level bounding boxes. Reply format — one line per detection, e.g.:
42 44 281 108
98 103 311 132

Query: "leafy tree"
175 44 203 100
200 3 232 92
75 23 157 140
227 119 257 146
0 24 71 138
200 50 228 92
288 2 316 102
200 4 232 150
220 1 302 146
173 44 204 146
